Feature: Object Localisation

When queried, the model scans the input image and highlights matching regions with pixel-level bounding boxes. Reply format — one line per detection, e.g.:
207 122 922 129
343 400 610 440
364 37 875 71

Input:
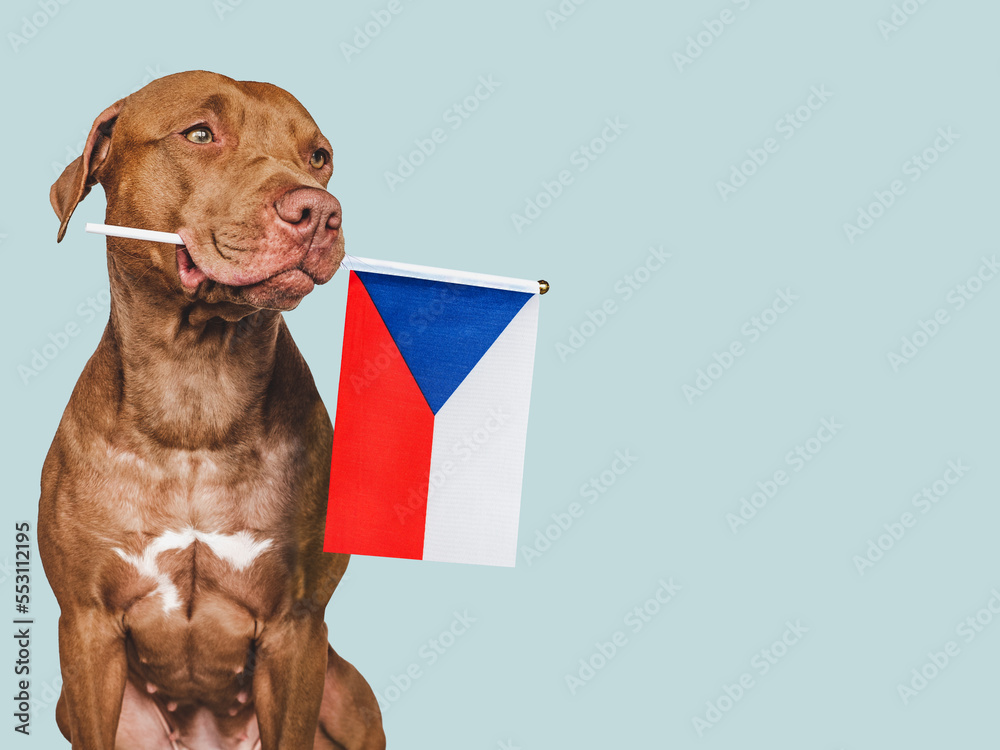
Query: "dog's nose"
274 187 341 244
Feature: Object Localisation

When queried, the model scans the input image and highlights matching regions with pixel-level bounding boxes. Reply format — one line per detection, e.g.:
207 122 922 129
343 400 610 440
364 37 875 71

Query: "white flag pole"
86 222 183 245
85 223 549 295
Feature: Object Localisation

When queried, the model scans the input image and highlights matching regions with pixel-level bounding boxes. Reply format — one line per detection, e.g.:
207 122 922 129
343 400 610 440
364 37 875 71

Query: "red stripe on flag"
324 271 435 559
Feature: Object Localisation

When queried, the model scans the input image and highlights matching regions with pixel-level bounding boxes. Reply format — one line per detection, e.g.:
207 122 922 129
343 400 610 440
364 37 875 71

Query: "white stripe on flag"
422 295 540 566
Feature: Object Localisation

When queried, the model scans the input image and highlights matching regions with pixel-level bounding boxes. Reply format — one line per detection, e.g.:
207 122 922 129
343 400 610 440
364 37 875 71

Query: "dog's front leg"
254 612 330 749
57 608 128 749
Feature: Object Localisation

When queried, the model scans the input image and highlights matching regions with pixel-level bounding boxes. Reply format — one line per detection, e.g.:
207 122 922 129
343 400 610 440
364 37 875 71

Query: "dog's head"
51 70 344 312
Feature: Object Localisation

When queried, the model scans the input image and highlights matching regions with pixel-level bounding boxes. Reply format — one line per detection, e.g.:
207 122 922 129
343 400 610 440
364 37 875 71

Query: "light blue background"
2 0 999 747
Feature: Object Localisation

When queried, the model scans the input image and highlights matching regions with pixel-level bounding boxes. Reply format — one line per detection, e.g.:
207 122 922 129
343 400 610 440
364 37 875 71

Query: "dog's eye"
310 150 328 169
185 127 214 144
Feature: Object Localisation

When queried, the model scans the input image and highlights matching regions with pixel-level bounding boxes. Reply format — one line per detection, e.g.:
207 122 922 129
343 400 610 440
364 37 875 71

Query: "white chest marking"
115 529 274 614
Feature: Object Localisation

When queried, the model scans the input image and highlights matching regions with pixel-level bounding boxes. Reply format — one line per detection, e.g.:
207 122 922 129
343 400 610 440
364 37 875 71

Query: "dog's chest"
116 526 279 615
115 522 286 703
102 439 305 619
105 444 306 693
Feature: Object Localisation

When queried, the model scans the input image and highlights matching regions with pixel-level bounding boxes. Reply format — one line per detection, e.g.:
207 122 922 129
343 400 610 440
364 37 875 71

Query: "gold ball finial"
538 280 550 295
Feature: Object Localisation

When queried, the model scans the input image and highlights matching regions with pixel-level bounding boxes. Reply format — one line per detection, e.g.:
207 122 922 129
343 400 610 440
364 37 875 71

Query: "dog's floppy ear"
50 99 125 243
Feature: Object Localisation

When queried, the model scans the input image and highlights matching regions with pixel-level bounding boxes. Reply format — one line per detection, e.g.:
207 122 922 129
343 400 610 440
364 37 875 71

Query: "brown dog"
39 70 386 749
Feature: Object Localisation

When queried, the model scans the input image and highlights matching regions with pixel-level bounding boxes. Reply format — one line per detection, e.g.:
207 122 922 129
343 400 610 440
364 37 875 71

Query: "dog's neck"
105 248 283 451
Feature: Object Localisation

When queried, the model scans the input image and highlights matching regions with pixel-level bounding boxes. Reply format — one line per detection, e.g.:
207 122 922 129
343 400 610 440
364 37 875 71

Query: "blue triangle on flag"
355 271 533 414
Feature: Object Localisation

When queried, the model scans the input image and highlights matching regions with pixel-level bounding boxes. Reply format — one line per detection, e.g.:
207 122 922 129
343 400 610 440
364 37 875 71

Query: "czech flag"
324 258 542 567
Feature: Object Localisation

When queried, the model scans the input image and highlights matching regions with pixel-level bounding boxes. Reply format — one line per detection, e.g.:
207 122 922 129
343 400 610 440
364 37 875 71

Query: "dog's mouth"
176 242 319 299
177 244 208 290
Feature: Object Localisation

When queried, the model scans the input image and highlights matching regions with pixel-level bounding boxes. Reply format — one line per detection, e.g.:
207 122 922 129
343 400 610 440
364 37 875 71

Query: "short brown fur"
39 70 385 750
